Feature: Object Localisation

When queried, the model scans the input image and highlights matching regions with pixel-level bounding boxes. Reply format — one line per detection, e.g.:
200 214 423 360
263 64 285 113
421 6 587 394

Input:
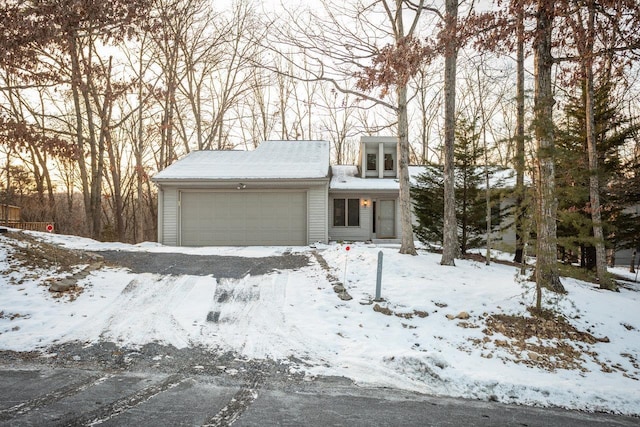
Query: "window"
384 153 394 171
333 198 360 227
367 153 377 171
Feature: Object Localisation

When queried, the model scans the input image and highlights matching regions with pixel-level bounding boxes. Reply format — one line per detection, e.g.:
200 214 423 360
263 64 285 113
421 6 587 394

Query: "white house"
152 136 403 246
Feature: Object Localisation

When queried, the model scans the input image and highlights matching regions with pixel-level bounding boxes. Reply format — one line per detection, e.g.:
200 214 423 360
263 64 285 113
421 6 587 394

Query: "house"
152 137 402 246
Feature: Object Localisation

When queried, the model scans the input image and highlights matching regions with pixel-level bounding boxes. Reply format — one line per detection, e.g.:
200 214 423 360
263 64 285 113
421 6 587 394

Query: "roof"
329 165 524 192
330 166 399 191
152 140 330 181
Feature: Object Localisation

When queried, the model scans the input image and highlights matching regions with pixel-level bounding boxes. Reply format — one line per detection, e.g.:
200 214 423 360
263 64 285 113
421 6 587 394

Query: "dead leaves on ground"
460 310 638 378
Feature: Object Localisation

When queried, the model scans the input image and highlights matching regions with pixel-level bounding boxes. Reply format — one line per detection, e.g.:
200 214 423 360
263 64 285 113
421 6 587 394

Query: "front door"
377 200 395 238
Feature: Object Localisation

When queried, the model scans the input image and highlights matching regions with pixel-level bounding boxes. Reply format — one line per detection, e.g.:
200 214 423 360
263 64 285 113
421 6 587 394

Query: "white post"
375 251 383 300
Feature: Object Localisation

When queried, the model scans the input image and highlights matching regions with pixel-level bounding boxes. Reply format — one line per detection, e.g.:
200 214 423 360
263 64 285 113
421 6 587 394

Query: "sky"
1 230 639 415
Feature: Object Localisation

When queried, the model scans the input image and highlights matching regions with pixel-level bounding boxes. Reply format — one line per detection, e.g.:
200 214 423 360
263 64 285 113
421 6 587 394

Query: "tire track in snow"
70 274 205 348
0 373 109 421
107 275 197 347
203 271 322 362
202 370 265 427
59 374 187 426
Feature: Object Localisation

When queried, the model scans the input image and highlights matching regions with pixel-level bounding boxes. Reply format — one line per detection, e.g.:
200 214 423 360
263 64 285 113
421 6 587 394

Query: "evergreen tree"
412 119 506 254
556 79 638 269
608 145 640 268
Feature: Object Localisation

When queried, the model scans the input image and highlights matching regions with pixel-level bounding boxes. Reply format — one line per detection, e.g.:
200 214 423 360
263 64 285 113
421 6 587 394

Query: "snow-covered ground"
1 230 639 416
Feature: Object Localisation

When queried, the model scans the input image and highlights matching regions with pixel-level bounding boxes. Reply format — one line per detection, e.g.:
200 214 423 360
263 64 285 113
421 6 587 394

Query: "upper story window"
384 153 394 171
367 153 377 171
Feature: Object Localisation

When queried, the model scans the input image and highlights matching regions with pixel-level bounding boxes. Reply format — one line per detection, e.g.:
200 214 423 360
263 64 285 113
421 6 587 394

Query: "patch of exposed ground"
456 309 638 378
372 303 428 319
0 231 102 300
311 250 352 301
2 231 92 273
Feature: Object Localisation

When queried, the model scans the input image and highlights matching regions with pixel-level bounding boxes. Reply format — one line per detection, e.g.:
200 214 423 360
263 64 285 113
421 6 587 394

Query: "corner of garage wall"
160 187 179 246
157 188 164 243
307 184 329 244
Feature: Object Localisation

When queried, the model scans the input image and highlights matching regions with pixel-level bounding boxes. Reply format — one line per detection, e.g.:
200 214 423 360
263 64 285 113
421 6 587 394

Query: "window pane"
384 153 394 170
348 199 360 227
367 153 377 171
334 199 345 226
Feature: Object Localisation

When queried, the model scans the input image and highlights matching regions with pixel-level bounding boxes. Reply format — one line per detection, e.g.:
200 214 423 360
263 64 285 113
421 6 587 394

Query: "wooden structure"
0 204 21 223
1 204 54 232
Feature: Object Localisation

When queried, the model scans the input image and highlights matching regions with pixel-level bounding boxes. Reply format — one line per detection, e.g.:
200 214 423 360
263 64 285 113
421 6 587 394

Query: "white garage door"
180 191 307 246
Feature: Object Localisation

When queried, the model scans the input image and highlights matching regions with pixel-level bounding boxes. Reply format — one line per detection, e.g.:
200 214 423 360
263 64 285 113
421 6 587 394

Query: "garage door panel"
180 191 306 246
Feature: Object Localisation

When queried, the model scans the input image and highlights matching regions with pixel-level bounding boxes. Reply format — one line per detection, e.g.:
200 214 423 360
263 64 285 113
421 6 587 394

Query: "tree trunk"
68 35 92 237
441 0 459 266
514 4 526 265
583 4 615 290
533 0 565 294
135 38 146 243
397 85 417 255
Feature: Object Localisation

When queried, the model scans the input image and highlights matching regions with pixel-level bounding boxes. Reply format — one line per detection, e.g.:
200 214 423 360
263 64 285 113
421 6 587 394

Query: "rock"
333 284 346 293
88 261 104 270
455 311 470 320
446 314 455 320
75 271 89 280
373 304 393 316
49 279 75 293
87 252 104 262
338 291 352 301
206 311 220 323
528 351 540 361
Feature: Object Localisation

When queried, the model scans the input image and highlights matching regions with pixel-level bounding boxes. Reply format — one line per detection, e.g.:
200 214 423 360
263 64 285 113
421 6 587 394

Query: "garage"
179 191 307 246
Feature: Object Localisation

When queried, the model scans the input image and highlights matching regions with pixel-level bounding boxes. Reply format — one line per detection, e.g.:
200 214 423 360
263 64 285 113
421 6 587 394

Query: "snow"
408 165 530 189
1 231 640 416
152 140 330 181
330 166 399 190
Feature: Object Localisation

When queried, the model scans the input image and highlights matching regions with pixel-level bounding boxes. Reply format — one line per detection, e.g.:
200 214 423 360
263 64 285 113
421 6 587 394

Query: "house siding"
156 180 329 247
161 187 179 246
328 194 372 242
308 184 329 244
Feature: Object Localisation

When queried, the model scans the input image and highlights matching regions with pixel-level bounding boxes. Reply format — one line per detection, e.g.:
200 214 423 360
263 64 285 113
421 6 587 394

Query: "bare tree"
411 66 442 165
261 0 424 255
317 87 360 164
533 0 565 298
513 2 527 266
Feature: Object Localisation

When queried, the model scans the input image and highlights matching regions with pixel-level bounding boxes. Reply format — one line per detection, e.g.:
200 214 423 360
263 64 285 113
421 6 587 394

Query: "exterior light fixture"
237 183 246 190
362 199 369 207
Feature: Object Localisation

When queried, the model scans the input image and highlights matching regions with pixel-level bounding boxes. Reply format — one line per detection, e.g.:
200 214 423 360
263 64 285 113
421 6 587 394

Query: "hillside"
0 229 639 415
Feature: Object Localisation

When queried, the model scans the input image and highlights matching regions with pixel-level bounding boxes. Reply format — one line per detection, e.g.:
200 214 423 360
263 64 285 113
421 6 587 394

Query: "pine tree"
556 79 638 270
412 119 506 254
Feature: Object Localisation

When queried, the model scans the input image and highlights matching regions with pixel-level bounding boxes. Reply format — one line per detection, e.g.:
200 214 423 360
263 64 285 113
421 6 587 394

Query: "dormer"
358 136 397 179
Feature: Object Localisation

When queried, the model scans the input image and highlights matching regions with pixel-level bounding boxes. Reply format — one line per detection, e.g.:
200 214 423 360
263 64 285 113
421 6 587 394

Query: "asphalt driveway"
97 251 310 278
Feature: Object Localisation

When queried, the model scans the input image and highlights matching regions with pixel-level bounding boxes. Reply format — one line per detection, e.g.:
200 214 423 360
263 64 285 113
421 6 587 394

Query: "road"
0 359 638 426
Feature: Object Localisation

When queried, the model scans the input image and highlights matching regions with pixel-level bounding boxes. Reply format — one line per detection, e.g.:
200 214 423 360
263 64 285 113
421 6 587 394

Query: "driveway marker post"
375 251 383 301
344 245 350 285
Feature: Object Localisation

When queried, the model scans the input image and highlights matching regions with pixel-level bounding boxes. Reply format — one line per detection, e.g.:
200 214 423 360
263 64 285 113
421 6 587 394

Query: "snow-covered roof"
153 140 330 181
330 165 400 191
